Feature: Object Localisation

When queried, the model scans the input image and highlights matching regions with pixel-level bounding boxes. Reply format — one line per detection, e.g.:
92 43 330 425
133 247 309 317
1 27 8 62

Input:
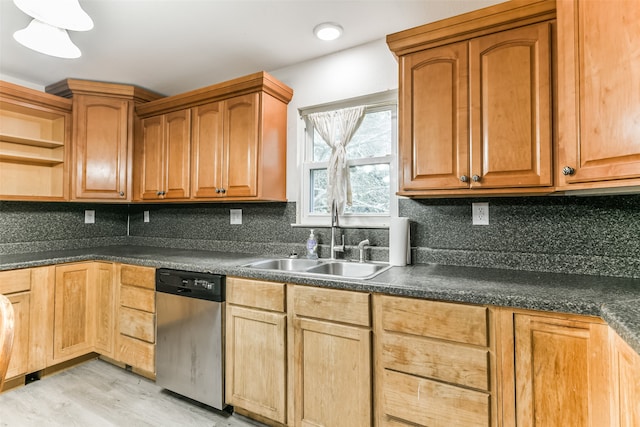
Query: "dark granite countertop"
1 245 639 354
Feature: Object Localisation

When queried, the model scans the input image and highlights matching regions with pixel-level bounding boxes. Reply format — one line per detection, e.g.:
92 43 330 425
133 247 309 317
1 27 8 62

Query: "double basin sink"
243 258 391 280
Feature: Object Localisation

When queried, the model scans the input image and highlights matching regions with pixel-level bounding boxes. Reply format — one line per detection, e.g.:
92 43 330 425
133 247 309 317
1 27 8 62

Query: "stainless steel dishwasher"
155 268 226 410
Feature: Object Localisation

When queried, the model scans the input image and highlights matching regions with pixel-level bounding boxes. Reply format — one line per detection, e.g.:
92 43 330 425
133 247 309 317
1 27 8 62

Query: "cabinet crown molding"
0 80 72 113
135 71 293 118
45 79 164 104
387 0 556 56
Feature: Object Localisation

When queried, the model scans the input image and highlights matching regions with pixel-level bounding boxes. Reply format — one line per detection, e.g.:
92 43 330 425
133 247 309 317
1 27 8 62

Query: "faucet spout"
358 239 370 263
330 201 343 259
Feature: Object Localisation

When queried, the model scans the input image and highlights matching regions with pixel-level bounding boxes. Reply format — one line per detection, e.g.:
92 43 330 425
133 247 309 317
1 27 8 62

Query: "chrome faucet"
330 201 344 259
357 239 370 263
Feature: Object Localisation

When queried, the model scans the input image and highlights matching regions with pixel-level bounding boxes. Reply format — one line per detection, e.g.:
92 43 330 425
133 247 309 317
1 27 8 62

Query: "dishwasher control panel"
156 268 225 302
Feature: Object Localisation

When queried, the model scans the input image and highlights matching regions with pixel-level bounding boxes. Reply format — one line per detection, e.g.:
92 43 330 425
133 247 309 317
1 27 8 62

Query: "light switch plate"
84 210 95 224
230 209 242 225
143 211 150 223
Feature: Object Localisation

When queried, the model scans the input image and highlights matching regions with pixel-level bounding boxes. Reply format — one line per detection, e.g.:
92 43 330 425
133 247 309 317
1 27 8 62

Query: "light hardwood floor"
0 359 266 427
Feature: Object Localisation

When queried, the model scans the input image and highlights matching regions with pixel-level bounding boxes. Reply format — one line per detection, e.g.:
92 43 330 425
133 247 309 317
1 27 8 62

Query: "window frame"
298 90 398 228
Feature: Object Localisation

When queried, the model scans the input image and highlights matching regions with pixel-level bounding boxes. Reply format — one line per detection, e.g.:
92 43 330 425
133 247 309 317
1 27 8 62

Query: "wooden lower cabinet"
293 317 371 427
502 310 613 427
225 277 287 425
93 262 116 358
116 264 156 374
52 263 95 364
292 286 372 427
610 331 640 427
374 295 494 427
3 292 30 380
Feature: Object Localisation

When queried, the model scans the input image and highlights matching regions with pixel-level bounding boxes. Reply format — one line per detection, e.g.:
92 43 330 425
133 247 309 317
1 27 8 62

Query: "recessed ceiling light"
314 22 343 41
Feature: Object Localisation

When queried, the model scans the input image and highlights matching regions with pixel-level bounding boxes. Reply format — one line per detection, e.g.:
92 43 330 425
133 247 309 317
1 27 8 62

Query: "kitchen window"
299 91 397 227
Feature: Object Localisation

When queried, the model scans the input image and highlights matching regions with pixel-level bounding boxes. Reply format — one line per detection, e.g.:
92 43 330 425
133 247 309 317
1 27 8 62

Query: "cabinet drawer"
380 295 488 346
382 369 490 427
120 264 155 290
381 332 489 391
119 307 155 343
227 277 285 312
120 284 155 313
294 286 370 327
0 269 31 294
117 334 155 373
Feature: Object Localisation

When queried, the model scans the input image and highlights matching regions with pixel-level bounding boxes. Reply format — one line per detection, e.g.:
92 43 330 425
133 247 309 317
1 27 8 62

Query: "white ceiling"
0 0 504 96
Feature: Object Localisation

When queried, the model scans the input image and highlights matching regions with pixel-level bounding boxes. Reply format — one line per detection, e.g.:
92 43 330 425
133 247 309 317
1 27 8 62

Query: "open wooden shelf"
1 80 71 199
0 132 65 148
0 151 64 165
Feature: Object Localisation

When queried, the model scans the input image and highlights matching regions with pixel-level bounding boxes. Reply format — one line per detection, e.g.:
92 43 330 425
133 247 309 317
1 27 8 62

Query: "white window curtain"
307 106 366 214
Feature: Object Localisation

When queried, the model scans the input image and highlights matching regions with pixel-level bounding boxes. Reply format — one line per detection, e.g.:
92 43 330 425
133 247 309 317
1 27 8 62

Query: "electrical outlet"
230 209 242 225
143 211 150 223
472 202 489 225
84 210 95 224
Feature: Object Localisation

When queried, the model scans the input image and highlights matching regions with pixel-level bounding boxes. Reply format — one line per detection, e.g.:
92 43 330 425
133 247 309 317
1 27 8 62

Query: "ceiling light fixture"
314 22 343 41
13 0 94 31
13 19 81 59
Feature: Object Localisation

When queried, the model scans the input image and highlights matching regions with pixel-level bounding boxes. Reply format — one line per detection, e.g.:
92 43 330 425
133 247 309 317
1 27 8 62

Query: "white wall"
270 38 399 202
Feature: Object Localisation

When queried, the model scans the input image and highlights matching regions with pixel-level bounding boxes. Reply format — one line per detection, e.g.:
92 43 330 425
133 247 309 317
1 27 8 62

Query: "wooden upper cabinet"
138 110 191 200
469 22 552 189
224 93 259 198
164 110 191 199
389 0 556 197
138 71 293 202
557 0 640 191
72 95 129 200
191 101 224 198
399 42 469 191
191 93 259 199
46 79 162 201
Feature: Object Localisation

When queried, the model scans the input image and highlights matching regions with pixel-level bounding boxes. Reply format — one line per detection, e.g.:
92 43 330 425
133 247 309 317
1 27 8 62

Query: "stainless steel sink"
243 258 391 279
244 258 326 271
304 261 390 279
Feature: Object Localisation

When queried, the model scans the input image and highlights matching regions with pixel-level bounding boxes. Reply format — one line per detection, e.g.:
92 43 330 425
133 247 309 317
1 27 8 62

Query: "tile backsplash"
1 195 638 278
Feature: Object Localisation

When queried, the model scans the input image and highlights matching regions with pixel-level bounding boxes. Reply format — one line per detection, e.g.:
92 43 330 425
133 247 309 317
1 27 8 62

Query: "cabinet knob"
460 175 469 183
472 175 481 182
119 191 125 197
220 188 226 194
156 191 162 196
562 166 575 176
215 188 221 193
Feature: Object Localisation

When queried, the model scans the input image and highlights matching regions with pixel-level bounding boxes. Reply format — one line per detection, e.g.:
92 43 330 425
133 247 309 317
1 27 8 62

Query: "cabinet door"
191 102 225 198
226 305 287 424
53 263 94 363
611 332 640 427
139 115 165 200
93 262 115 358
514 314 611 427
223 93 259 197
399 42 469 191
469 22 552 188
73 95 130 200
557 0 640 188
163 109 191 199
293 317 371 427
4 292 30 380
